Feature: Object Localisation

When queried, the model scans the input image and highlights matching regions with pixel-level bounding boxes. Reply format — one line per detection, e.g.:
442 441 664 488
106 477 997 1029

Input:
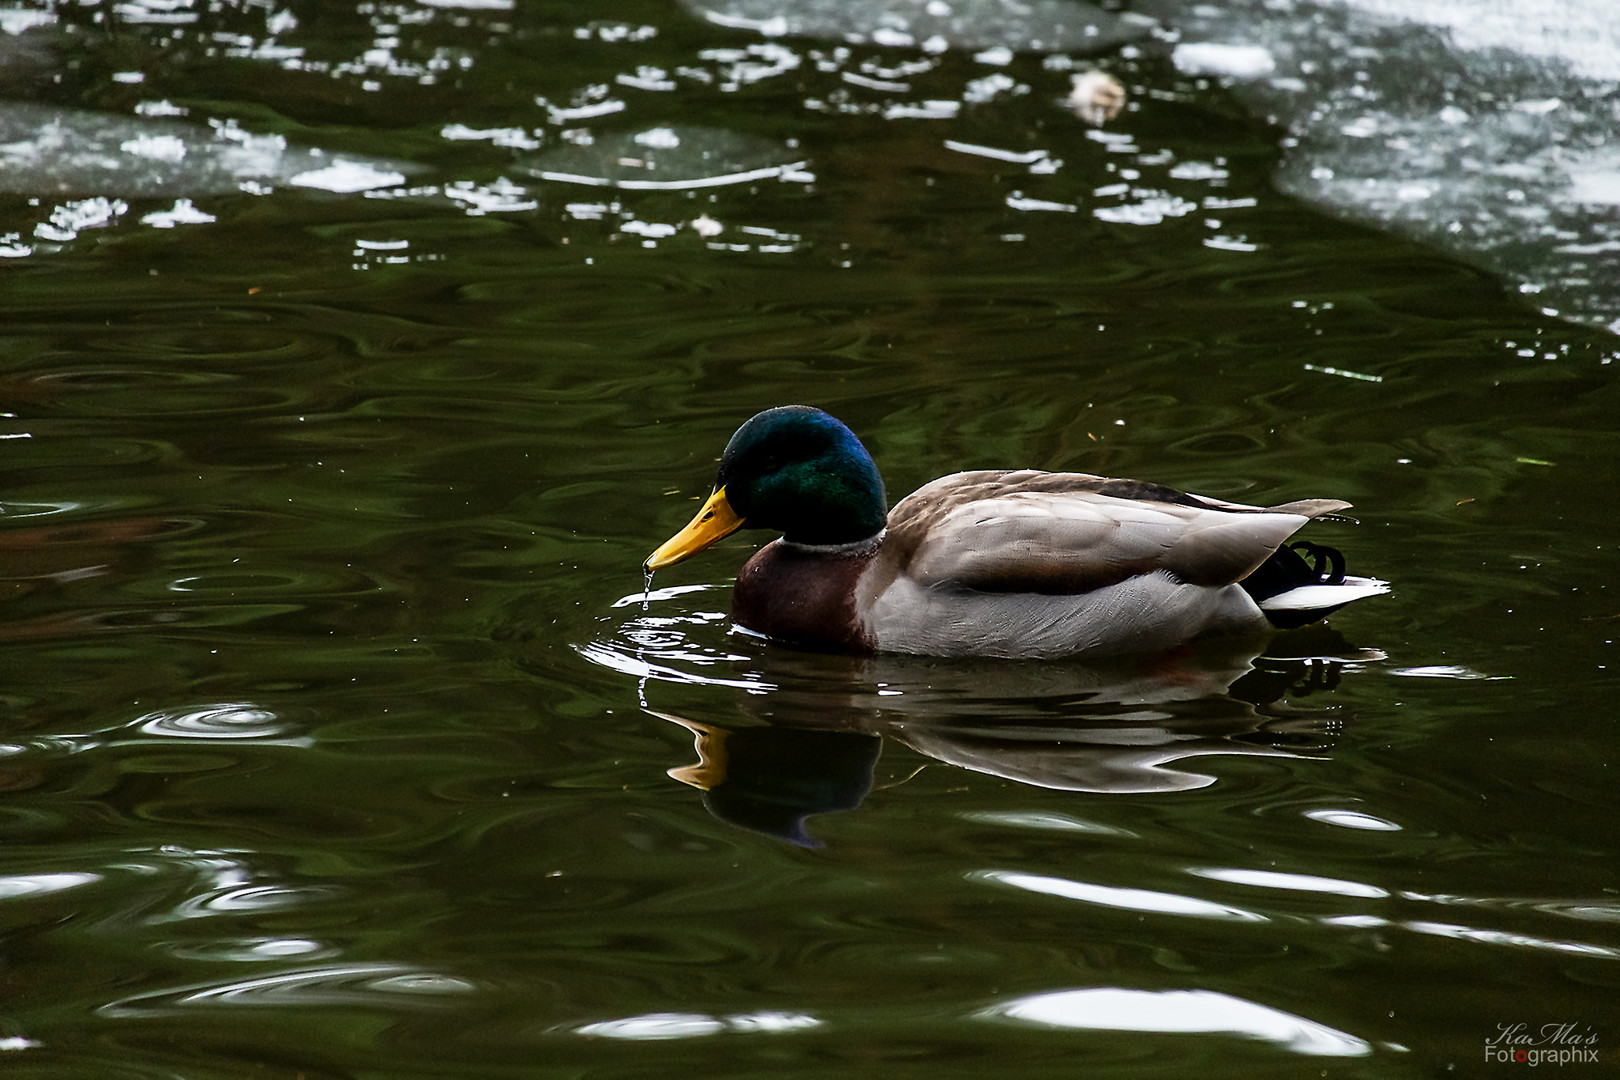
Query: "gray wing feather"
891 471 1339 595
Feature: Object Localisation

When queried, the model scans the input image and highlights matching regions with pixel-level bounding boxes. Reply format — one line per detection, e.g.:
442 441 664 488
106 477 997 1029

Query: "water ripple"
165 882 340 920
99 963 478 1018
973 869 1268 923
1189 867 1390 899
133 702 296 741
97 846 344 927
0 871 101 899
1303 808 1402 832
573 1010 822 1040
1176 866 1620 961
979 987 1372 1057
577 583 771 691
958 810 1136 838
1333 917 1620 962
162 937 334 962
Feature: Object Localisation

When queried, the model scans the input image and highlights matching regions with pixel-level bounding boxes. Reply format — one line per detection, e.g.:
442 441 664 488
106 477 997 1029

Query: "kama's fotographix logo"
1486 1023 1601 1066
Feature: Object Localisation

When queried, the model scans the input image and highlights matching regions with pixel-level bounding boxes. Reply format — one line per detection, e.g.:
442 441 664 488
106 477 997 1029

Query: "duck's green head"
645 406 888 571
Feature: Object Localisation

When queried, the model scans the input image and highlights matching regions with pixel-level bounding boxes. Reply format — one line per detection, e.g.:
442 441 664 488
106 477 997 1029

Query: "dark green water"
2 2 1618 1077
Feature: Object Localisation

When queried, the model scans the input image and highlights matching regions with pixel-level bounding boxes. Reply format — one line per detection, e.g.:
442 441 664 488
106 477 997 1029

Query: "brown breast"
732 540 878 653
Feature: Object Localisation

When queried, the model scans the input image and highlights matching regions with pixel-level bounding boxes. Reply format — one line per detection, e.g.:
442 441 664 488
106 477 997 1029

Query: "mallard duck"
645 406 1387 658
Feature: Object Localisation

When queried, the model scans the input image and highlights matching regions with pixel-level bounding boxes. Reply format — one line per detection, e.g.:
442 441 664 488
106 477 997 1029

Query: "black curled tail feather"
1241 541 1352 630
1241 541 1346 602
1289 540 1344 587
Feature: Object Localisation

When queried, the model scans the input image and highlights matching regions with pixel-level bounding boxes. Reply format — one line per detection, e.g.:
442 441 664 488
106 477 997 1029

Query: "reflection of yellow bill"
644 486 745 571
649 711 728 791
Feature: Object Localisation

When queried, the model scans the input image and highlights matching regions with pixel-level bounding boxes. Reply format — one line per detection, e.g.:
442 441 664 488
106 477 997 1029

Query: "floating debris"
523 126 806 191
1303 363 1384 383
1065 69 1126 126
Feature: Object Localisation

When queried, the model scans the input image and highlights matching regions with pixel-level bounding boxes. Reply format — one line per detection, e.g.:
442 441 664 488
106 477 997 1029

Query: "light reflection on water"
1189 866 1390 899
981 987 1373 1057
574 1009 823 1040
0 871 102 899
1304 808 1403 832
99 963 479 1018
973 861 1620 963
163 936 332 962
975 869 1270 922
134 703 300 742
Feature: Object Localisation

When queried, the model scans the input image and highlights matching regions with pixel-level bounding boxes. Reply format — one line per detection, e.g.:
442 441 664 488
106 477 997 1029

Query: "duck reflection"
621 626 1380 845
655 715 883 848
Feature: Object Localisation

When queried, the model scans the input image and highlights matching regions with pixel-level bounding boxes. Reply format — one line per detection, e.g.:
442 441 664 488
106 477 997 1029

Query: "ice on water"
1157 0 1620 332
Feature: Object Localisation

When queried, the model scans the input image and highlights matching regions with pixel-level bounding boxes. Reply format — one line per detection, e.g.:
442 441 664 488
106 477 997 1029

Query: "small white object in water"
1172 42 1277 79
633 127 682 149
690 214 723 237
1066 70 1125 127
288 160 406 193
1303 363 1383 383
1568 168 1620 206
120 133 187 163
141 198 216 229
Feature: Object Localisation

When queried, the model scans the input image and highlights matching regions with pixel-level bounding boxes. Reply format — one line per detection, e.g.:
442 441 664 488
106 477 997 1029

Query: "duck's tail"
1241 540 1389 630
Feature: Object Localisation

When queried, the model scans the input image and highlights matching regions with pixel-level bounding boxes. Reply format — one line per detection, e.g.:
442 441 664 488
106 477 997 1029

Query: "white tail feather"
1258 576 1389 612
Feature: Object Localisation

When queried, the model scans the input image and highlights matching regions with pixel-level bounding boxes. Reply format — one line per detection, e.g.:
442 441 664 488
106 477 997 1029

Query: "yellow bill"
644 486 746 571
